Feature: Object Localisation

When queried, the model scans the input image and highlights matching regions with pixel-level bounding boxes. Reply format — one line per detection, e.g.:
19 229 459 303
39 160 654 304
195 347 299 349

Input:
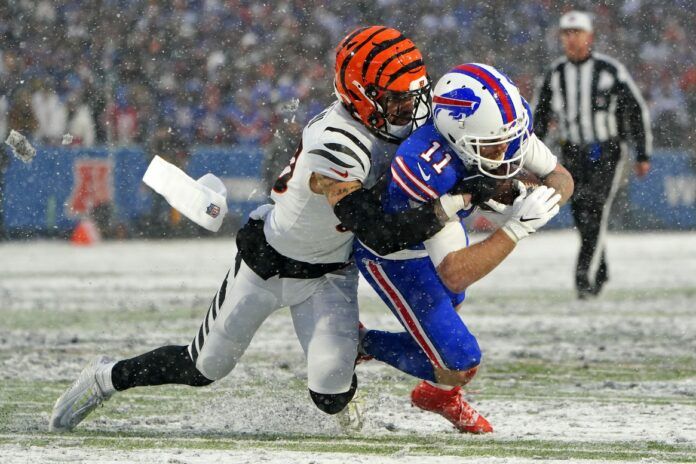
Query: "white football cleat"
49 356 116 432
335 399 364 433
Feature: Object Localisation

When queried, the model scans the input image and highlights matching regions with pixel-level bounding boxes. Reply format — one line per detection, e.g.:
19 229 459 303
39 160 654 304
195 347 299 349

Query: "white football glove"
477 179 524 227
479 199 513 227
501 183 561 243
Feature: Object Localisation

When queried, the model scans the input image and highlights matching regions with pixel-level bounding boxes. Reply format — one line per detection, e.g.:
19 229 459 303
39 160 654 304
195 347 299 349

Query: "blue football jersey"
385 120 475 217
385 97 534 215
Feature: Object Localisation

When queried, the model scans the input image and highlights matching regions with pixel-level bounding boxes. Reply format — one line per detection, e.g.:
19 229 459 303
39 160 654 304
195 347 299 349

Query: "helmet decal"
432 63 531 179
452 63 518 124
433 88 482 120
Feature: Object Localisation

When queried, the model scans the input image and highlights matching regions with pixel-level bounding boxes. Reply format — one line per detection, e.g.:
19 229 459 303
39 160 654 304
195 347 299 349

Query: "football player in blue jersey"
354 63 574 433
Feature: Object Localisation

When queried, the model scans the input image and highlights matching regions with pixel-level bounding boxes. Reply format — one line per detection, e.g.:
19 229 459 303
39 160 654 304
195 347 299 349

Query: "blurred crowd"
0 0 694 153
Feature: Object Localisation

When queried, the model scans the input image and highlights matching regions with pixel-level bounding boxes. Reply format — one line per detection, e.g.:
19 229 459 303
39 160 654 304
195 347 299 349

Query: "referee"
533 10 652 299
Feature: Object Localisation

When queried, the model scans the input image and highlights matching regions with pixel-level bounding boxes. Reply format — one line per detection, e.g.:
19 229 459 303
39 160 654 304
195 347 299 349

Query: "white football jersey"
522 133 558 178
264 101 396 264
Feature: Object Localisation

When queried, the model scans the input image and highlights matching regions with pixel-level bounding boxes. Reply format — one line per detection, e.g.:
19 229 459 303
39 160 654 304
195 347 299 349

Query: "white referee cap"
559 10 593 32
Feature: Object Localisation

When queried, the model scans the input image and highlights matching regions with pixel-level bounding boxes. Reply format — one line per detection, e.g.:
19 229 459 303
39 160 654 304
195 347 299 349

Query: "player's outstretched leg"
49 345 215 432
411 376 493 434
361 325 492 433
49 355 116 432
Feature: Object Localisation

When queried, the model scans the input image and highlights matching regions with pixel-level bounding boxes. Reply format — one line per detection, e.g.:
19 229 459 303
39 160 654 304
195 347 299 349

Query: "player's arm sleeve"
525 134 574 205
424 219 468 268
615 64 653 162
532 69 554 141
333 172 446 256
523 133 558 178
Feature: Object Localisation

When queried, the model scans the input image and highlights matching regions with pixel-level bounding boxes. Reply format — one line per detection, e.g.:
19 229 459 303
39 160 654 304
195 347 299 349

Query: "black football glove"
450 174 500 205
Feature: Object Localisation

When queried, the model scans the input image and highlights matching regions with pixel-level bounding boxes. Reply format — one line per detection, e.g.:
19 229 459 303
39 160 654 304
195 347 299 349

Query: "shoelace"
457 400 480 426
447 389 480 427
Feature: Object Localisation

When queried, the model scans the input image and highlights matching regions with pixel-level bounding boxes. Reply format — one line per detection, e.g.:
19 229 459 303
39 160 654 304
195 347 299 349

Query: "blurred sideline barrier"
543 149 696 230
2 146 694 237
2 144 266 236
628 150 696 229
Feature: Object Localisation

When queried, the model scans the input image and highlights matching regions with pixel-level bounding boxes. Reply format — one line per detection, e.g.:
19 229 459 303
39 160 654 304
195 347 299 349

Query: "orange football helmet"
335 26 431 141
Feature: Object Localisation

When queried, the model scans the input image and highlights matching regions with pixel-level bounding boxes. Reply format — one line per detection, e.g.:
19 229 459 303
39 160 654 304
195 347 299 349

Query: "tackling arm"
310 173 467 256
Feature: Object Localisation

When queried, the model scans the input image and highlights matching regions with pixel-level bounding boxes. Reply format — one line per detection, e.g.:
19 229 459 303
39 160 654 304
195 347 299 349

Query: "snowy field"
1 230 695 463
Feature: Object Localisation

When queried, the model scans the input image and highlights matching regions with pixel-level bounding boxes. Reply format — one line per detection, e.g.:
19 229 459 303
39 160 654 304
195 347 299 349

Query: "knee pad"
309 373 357 415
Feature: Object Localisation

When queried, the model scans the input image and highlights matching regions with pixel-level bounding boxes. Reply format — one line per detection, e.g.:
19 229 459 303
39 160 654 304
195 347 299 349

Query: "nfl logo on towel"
206 203 221 218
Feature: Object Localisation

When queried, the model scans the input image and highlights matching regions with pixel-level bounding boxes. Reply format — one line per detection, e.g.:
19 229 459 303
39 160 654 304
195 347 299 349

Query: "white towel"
143 156 228 232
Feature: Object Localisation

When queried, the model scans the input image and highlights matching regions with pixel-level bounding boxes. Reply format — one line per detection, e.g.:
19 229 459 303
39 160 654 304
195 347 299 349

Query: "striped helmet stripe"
338 26 369 50
374 45 416 85
338 26 388 96
384 59 425 88
452 64 517 123
361 34 408 80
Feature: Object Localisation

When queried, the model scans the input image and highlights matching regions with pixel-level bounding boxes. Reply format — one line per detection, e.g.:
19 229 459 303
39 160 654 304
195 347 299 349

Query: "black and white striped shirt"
533 52 652 161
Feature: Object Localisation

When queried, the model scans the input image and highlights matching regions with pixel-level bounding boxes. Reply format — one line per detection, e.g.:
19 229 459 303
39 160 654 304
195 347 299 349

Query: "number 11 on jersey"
419 141 451 174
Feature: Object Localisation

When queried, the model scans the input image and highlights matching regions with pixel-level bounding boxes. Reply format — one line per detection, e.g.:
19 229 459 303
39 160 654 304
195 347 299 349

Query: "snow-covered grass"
1 230 695 463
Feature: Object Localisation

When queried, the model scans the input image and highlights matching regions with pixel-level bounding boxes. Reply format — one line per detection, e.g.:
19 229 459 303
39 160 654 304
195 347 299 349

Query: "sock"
424 380 457 392
111 345 213 391
96 361 117 395
362 329 436 382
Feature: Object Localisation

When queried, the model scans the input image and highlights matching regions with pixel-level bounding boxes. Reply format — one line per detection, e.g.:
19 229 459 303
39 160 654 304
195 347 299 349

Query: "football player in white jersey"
50 26 478 432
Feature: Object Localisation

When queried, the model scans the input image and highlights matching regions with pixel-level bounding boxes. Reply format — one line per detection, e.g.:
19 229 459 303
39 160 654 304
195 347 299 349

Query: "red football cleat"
410 380 493 434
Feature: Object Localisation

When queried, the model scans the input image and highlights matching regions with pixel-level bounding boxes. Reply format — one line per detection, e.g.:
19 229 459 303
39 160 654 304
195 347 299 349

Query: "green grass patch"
2 431 695 461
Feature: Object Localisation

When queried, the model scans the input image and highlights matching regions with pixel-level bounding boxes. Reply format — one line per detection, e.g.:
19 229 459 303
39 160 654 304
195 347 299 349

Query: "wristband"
501 222 526 244
439 194 467 218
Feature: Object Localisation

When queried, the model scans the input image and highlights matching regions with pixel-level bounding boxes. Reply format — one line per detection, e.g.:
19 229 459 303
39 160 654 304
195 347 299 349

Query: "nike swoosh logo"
330 167 349 178
417 163 431 181
520 216 540 222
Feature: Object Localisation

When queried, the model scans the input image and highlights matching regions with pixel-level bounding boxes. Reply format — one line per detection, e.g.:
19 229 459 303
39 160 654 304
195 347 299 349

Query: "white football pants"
188 259 359 394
